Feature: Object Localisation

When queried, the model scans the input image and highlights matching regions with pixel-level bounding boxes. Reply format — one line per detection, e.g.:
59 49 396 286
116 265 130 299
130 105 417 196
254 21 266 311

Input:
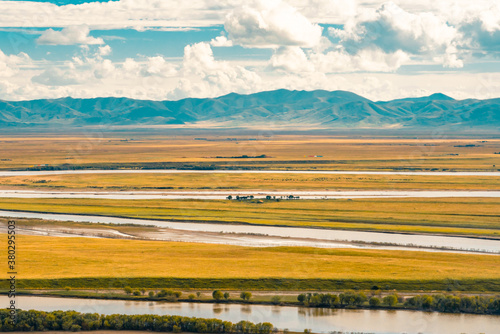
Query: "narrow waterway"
0 169 499 176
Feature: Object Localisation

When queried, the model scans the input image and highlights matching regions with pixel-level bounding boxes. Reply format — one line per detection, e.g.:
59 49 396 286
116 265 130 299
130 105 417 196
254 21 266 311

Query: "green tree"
240 291 252 301
188 294 196 300
212 290 224 300
124 286 132 295
223 292 230 300
271 296 281 305
369 297 381 307
383 294 398 307
148 291 155 298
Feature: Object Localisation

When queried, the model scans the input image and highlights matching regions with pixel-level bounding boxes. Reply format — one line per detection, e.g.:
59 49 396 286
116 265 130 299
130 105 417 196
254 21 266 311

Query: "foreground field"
2 234 500 292
2 172 500 191
0 134 499 171
0 197 498 238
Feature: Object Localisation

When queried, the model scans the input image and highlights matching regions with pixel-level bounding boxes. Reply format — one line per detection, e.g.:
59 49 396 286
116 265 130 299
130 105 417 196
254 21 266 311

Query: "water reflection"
213 304 224 315
5 296 499 334
240 305 252 314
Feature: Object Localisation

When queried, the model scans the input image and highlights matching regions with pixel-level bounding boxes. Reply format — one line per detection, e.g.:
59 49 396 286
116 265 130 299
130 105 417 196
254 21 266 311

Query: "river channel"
3 296 499 334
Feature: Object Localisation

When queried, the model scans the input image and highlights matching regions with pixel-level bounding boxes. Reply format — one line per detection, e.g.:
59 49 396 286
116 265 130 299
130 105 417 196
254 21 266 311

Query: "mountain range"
0 89 499 130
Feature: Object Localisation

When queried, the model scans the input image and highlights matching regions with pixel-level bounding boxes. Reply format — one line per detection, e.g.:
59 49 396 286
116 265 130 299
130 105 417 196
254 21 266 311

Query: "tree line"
0 310 274 333
297 292 500 315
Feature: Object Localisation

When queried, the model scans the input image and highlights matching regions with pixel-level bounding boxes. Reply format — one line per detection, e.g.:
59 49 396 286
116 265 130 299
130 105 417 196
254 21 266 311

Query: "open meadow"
2 234 500 292
0 134 499 171
1 133 499 296
0 197 499 238
1 172 500 191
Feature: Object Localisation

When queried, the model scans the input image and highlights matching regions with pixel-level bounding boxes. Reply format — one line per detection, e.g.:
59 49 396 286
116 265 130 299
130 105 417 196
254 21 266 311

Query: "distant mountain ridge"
0 89 499 130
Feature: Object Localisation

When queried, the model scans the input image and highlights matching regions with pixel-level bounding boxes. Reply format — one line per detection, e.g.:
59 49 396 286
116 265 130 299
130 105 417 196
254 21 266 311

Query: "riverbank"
5 277 500 292
4 289 500 316
5 215 500 255
1 196 499 240
3 295 500 334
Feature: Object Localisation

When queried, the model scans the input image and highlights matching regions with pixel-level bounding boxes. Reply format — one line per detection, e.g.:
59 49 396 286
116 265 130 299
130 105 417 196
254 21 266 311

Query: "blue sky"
0 0 499 101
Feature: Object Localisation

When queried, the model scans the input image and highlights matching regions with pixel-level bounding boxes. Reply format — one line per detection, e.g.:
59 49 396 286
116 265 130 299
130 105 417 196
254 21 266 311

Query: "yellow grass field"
1 172 500 191
0 135 499 171
6 234 500 280
0 197 498 237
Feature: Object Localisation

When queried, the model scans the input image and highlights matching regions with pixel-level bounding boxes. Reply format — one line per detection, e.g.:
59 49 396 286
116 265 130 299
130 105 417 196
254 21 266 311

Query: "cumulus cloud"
37 25 104 45
0 0 240 29
2 0 500 102
98 45 112 56
22 42 261 100
269 47 314 72
174 42 261 98
287 0 358 24
308 48 410 73
337 2 457 54
329 2 463 68
0 50 31 78
32 66 85 86
210 36 233 47
457 3 500 52
140 56 177 77
225 0 323 48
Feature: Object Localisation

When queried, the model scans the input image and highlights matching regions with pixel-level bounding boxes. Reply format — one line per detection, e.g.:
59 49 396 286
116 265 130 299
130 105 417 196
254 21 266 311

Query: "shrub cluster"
0 310 274 333
297 292 500 315
404 294 500 314
297 292 367 307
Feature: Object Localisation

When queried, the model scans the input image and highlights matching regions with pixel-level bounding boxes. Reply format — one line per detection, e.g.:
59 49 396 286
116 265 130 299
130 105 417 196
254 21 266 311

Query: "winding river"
3 296 499 334
1 210 499 253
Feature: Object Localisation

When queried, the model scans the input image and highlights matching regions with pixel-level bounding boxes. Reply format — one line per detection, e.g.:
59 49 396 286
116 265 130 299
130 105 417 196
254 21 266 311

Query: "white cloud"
330 2 462 68
37 25 104 45
269 47 314 72
210 36 233 47
339 2 458 53
0 0 238 29
225 0 323 48
140 56 177 77
441 45 464 69
287 0 358 24
98 45 112 56
309 48 410 73
1 0 500 102
32 66 85 86
176 42 261 98
0 50 31 78
93 59 115 79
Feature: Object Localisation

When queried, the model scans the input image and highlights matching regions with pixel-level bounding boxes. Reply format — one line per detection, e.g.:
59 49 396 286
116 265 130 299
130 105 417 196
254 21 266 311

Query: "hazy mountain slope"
0 90 498 129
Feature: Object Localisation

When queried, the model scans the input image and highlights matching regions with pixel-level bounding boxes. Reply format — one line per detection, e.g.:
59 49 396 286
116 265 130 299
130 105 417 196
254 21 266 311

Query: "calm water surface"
1 210 499 253
0 170 499 176
3 296 499 334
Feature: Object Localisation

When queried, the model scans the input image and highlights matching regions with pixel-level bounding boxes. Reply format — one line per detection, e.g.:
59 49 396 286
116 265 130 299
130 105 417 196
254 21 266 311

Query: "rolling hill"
0 89 498 130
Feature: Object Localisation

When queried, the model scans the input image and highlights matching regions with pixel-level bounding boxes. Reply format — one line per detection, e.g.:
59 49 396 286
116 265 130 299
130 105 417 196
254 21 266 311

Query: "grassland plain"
2 234 500 292
0 135 499 171
2 172 500 191
0 197 499 238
